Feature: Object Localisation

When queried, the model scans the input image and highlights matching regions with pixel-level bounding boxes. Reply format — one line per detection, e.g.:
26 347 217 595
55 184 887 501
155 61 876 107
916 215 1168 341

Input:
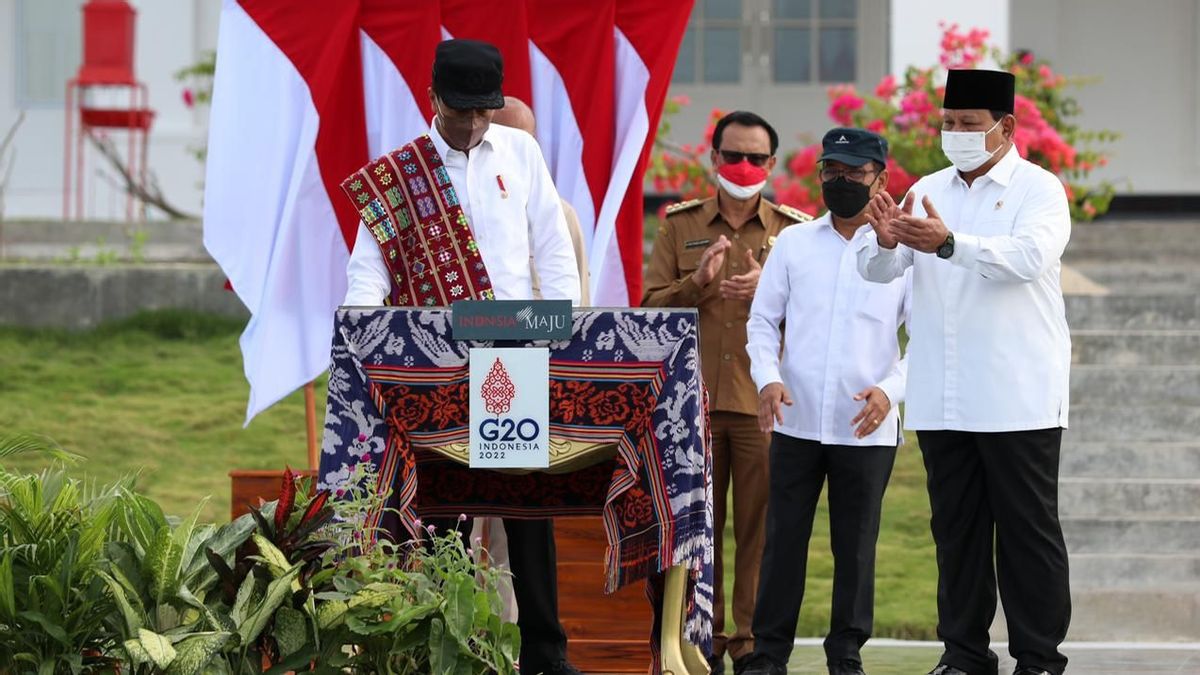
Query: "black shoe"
829 659 866 675
928 666 970 675
533 660 583 675
732 654 754 675
1013 668 1052 675
707 654 726 675
739 654 787 675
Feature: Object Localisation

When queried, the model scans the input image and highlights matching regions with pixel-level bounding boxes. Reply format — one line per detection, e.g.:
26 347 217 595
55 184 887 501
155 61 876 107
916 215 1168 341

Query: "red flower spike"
276 466 297 533
301 490 331 526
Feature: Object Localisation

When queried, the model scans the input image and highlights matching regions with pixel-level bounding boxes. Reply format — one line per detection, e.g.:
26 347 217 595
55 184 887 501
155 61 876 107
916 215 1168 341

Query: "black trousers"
917 429 1070 675
751 434 896 667
427 517 567 669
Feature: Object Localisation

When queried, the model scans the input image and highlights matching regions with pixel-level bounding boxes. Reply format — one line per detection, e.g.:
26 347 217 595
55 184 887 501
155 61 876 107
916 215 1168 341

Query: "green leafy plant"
1 441 521 674
0 433 123 674
176 51 216 166
309 463 520 674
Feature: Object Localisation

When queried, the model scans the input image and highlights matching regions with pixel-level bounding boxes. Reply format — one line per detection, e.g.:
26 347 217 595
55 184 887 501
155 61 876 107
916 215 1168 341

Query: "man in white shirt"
344 39 581 675
857 69 1071 675
740 128 910 675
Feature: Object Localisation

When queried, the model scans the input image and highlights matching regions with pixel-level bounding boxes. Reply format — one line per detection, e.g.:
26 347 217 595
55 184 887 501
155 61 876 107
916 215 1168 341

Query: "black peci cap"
943 69 1015 114
432 39 505 110
819 127 889 167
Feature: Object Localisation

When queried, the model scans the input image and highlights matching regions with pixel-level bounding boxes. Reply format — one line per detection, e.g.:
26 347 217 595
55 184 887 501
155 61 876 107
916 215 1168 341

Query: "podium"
320 307 714 674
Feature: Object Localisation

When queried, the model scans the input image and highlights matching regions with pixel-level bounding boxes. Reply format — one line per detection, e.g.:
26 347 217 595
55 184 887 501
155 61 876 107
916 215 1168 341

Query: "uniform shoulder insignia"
665 199 703 216
773 203 813 223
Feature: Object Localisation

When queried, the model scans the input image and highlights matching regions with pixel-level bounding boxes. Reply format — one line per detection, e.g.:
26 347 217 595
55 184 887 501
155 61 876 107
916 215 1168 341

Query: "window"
671 0 861 86
772 0 857 83
672 0 744 84
16 0 84 106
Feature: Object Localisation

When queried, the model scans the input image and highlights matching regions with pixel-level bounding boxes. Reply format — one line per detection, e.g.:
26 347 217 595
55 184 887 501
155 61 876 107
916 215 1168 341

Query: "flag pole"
304 381 319 471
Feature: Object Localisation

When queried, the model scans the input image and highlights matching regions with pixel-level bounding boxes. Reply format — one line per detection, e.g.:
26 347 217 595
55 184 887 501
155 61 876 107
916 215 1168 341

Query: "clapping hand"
719 249 762 301
864 192 913 249
892 195 951 254
693 235 731 287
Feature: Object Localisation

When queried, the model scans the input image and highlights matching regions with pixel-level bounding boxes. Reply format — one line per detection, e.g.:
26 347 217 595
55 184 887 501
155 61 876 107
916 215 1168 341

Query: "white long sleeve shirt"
857 145 1071 432
748 214 911 446
345 120 580 305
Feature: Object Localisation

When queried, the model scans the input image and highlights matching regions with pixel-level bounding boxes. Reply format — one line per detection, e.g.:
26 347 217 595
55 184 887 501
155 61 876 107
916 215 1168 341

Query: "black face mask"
822 176 875 219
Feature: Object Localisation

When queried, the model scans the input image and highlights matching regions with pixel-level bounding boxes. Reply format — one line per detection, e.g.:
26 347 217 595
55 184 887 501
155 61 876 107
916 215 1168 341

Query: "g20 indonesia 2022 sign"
468 347 550 469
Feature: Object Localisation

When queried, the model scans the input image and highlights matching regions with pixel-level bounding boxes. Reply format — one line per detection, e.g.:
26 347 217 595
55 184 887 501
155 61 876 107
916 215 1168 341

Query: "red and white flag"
527 0 616 299
599 0 694 305
205 0 692 421
358 0 440 158
203 0 367 423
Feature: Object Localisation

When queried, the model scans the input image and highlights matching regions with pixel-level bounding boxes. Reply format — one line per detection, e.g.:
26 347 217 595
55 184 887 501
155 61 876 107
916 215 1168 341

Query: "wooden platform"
230 471 653 673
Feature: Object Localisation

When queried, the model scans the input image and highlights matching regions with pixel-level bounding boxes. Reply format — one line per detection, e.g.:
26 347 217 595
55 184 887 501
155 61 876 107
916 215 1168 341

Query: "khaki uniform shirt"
642 196 809 416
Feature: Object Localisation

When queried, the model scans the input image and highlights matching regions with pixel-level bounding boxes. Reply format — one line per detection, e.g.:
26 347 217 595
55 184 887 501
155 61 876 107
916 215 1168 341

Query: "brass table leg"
659 564 710 675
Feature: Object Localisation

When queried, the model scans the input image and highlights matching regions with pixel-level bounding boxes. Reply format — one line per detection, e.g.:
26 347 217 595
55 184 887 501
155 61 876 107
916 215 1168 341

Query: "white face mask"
717 175 767 200
940 118 1003 172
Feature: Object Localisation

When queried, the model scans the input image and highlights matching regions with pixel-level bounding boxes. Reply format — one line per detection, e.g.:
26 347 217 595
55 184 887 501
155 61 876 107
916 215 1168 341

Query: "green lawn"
0 310 938 640
0 311 324 522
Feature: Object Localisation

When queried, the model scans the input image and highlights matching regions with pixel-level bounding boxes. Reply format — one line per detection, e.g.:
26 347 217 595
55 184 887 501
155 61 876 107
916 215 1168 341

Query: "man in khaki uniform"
643 110 808 675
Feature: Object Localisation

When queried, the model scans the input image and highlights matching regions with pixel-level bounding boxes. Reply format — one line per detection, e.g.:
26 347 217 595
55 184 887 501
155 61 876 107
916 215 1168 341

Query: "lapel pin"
994 199 1004 210
496 174 508 199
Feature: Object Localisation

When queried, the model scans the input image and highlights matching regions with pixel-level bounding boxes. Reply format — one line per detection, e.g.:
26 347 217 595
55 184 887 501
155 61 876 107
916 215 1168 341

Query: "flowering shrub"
650 23 1118 221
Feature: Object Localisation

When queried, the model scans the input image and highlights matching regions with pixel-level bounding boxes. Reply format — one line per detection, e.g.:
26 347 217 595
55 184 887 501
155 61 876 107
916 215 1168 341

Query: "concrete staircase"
1057 220 1200 640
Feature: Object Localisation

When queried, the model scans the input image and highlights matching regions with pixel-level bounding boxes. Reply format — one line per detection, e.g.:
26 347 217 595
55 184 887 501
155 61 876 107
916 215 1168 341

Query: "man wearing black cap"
739 127 910 675
858 69 1072 675
344 39 582 675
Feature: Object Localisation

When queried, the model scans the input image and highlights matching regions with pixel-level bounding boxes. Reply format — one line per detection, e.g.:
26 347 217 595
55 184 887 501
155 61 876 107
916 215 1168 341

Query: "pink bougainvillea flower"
874 74 898 99
829 92 865 126
182 88 195 109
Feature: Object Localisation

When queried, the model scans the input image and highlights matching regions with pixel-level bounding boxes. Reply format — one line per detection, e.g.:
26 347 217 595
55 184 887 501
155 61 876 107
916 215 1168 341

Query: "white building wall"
0 0 219 220
891 0 1010 76
1011 0 1200 194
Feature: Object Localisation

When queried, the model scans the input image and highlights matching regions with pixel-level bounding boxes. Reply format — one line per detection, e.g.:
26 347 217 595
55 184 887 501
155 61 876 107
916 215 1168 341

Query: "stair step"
1066 294 1200 330
1061 442 1200 479
1059 478 1200 518
1067 262 1200 293
1071 330 1200 366
1069 553 1200 589
1064 219 1200 262
1066 405 1200 442
1062 516 1200 554
991 589 1200 641
1070 365 1200 405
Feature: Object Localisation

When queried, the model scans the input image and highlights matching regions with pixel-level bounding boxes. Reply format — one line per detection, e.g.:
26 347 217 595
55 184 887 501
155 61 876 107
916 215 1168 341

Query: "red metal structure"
63 0 155 220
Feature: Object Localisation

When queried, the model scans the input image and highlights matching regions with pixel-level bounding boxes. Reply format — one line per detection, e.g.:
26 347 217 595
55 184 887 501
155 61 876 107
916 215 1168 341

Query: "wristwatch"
936 231 955 259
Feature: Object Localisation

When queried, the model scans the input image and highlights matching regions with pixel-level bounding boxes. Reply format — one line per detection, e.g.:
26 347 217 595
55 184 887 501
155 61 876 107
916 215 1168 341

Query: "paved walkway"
778 640 1200 674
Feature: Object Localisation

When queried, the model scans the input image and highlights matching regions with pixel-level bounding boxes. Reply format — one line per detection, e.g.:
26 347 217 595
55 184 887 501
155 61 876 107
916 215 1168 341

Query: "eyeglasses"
819 166 877 183
718 150 772 167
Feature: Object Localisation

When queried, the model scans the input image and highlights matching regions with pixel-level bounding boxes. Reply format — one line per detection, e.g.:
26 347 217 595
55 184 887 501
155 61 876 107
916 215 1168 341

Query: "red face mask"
717 160 769 186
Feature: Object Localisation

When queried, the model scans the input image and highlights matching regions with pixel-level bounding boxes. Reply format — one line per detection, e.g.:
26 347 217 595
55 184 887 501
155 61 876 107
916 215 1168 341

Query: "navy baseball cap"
819 127 889 167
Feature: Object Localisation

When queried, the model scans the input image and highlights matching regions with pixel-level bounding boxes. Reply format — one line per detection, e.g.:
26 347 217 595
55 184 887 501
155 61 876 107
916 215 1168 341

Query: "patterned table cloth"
319 307 714 650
